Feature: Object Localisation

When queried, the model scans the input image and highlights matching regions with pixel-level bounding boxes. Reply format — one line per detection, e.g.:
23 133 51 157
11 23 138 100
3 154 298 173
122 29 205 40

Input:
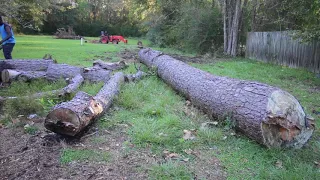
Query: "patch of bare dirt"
0 120 64 180
118 49 139 63
0 118 154 180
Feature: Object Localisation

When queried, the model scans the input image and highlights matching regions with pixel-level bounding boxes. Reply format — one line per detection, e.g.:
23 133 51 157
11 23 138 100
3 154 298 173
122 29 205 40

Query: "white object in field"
81 38 83 45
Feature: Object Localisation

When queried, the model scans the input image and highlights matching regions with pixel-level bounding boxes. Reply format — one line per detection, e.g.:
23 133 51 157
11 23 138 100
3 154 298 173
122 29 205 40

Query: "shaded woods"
1 0 320 55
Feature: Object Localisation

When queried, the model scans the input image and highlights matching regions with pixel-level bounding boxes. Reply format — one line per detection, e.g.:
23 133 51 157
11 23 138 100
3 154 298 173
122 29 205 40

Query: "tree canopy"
1 0 319 55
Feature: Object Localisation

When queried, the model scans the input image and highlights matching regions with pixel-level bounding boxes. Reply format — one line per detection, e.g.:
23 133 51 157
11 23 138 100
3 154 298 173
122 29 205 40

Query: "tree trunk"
223 0 228 52
139 48 315 148
231 0 242 56
0 74 84 103
0 60 55 72
46 64 82 81
93 60 128 71
44 72 124 136
227 0 235 54
82 67 111 83
238 0 248 56
251 0 258 32
1 69 46 83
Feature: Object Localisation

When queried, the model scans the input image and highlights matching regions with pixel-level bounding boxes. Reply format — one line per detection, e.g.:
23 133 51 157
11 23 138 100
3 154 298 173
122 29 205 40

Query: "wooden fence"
246 31 320 73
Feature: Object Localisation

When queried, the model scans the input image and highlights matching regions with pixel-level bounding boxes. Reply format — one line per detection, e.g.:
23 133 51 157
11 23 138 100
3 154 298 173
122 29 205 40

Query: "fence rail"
246 31 320 73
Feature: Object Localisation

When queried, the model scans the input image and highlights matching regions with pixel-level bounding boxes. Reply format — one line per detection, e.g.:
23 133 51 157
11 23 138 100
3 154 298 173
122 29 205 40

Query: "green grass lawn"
1 35 319 179
1 35 149 66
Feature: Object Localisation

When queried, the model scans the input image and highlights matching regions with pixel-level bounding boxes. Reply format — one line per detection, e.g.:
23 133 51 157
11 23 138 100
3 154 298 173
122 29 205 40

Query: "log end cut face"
45 108 80 136
262 90 315 148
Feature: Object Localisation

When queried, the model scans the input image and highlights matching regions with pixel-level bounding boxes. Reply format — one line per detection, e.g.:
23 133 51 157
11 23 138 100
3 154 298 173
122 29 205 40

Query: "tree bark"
82 67 111 83
0 60 55 73
227 0 235 54
93 60 128 71
46 64 82 81
231 0 242 56
44 72 124 136
1 69 46 83
139 48 315 148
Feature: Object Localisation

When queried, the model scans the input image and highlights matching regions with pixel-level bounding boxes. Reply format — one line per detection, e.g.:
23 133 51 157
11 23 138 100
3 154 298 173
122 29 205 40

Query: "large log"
0 60 55 72
1 69 46 83
139 48 315 148
82 67 111 83
46 64 82 81
0 74 84 104
44 72 124 136
47 64 111 82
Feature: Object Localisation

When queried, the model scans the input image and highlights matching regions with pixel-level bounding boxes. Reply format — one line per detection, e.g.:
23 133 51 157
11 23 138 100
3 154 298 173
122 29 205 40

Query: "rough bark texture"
1 69 47 83
82 67 111 83
46 64 82 81
224 0 243 56
93 60 127 71
139 48 315 148
0 60 55 72
44 72 124 136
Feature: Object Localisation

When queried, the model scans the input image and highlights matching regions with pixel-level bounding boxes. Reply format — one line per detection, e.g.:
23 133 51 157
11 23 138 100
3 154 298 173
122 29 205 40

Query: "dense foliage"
1 0 319 54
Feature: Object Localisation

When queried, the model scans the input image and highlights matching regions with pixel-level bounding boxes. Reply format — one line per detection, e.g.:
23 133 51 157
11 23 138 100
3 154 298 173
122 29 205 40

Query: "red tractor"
100 35 128 44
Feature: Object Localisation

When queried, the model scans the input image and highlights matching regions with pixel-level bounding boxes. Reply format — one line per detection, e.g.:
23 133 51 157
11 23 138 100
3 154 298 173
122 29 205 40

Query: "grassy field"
0 36 319 179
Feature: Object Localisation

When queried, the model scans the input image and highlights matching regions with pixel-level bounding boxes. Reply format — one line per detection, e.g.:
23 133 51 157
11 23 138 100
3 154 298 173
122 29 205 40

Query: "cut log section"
44 72 124 136
1 69 46 83
93 60 127 71
0 59 55 72
46 64 82 81
139 48 315 148
47 64 111 83
82 67 111 83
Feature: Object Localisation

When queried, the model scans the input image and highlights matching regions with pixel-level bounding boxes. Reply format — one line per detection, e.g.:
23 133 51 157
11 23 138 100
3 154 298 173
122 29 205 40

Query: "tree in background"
1 0 319 56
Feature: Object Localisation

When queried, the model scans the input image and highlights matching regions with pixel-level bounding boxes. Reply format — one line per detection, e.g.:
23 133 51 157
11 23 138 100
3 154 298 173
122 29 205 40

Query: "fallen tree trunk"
1 69 46 83
0 60 55 72
93 60 127 71
44 72 124 136
139 48 315 148
0 74 84 103
46 64 82 81
47 64 111 82
82 67 111 83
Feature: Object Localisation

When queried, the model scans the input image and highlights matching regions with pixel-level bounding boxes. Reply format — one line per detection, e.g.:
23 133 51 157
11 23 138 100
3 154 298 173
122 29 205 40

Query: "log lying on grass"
139 48 315 148
47 63 111 82
82 67 111 83
93 60 127 71
1 69 46 83
44 72 124 136
46 64 82 81
0 59 55 72
0 74 84 103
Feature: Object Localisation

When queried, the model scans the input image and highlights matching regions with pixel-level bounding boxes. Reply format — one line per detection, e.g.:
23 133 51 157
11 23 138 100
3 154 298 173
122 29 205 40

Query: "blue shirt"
0 23 16 45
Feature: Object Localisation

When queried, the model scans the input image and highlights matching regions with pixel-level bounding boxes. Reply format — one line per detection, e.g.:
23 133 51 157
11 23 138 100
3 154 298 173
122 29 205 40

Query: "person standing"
0 16 16 59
